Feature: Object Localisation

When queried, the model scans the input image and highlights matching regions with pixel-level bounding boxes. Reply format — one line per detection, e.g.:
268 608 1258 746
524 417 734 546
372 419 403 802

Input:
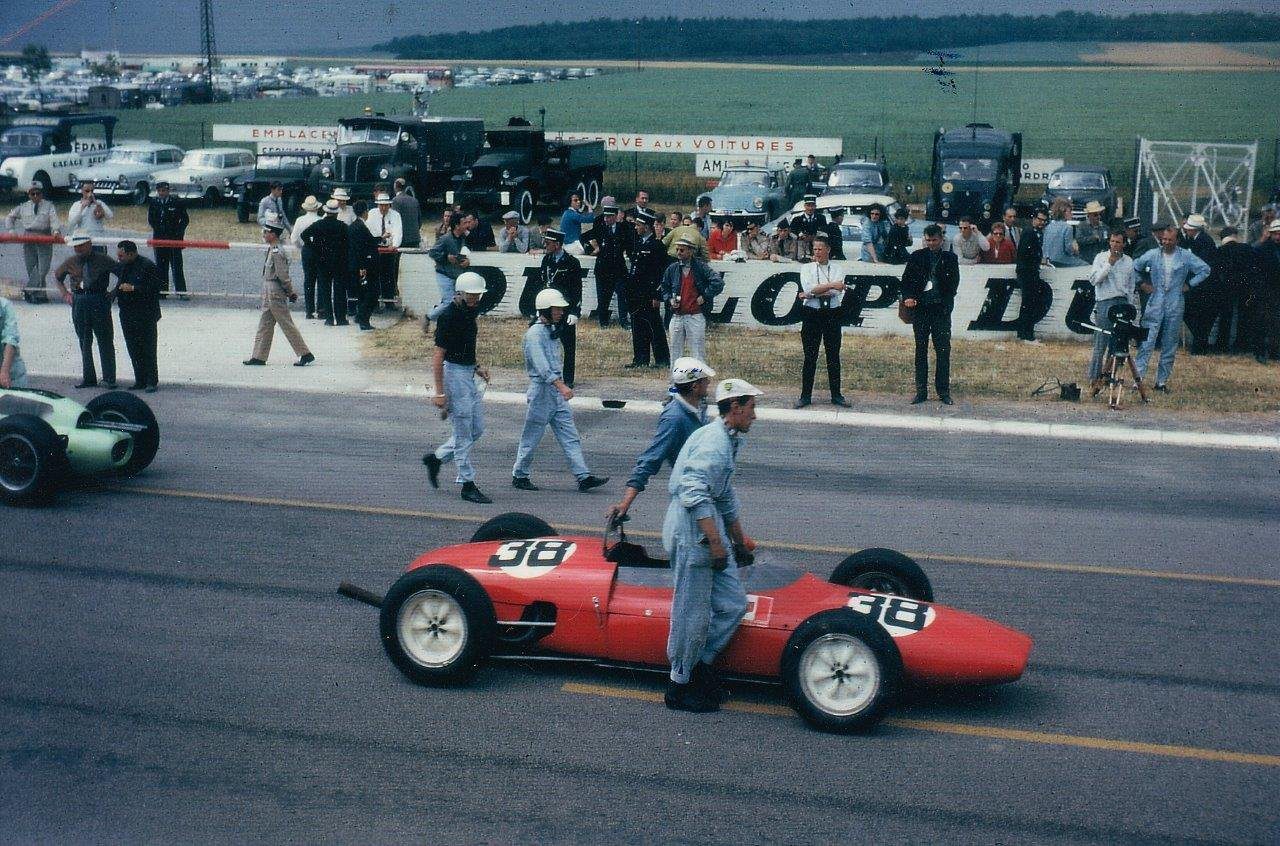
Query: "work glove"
565 314 578 326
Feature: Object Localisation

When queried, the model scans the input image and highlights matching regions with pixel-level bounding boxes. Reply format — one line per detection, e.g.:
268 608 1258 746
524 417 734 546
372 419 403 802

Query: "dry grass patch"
365 317 1280 414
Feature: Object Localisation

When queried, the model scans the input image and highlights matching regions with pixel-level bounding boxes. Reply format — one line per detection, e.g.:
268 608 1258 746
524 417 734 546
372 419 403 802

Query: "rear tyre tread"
470 512 555 543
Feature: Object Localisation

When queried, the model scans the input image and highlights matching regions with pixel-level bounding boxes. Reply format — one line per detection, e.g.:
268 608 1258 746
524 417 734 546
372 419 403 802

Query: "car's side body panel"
0 388 131 474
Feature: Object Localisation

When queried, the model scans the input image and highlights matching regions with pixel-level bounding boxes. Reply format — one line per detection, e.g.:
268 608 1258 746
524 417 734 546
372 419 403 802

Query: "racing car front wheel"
470 512 555 543
0 414 63 506
781 609 903 733
830 548 933 602
86 391 160 477
380 565 497 685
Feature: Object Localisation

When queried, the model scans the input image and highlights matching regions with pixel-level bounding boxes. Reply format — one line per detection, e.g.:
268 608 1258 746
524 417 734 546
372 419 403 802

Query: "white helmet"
455 271 487 295
715 378 764 403
671 356 716 385
535 288 570 310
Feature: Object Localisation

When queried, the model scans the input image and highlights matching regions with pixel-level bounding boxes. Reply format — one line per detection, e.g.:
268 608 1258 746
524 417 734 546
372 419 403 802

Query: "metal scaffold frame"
1132 138 1257 229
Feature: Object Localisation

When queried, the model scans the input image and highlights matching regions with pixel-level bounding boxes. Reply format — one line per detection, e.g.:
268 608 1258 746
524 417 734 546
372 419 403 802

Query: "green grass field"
104 66 1277 207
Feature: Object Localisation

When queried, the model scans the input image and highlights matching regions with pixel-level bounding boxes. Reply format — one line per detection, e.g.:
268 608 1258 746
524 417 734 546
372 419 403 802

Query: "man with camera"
1132 225 1211 392
1085 231 1138 383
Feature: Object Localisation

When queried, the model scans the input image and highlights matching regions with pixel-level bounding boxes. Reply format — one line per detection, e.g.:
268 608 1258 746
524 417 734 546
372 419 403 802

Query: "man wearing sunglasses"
4 182 61 303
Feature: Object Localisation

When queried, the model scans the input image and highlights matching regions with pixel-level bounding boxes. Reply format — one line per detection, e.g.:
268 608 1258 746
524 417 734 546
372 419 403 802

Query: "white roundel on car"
846 593 936 638
487 539 577 579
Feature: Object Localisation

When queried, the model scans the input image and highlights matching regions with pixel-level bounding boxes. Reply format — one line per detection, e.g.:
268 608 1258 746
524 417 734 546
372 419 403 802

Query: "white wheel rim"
798 633 879 717
396 589 468 668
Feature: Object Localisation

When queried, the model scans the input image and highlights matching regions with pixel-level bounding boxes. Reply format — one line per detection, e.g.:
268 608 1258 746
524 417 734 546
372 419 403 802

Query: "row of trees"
378 11 1280 61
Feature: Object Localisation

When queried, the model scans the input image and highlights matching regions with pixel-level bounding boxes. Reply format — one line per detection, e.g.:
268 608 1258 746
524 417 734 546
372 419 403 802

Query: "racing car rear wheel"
830 548 933 602
86 391 160 477
380 564 497 685
470 512 555 543
781 609 902 733
0 414 63 506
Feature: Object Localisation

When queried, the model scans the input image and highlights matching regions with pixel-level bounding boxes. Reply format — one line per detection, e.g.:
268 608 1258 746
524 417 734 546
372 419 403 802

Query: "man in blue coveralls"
607 357 716 522
511 288 610 493
423 271 492 504
663 377 761 713
1133 224 1211 392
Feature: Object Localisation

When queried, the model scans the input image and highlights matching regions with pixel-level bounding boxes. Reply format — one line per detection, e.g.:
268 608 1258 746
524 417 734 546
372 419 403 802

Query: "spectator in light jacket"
1132 225 1212 390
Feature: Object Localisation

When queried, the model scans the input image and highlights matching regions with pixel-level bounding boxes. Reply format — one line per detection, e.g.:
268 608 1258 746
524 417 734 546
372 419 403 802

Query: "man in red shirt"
981 221 1016 264
660 238 724 365
707 218 738 259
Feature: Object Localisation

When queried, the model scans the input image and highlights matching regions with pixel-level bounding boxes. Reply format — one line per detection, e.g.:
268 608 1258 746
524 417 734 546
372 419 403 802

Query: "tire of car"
236 202 250 224
379 564 497 685
470 512 555 543
86 391 160 477
516 189 535 225
585 177 601 209
132 182 149 206
0 413 63 506
203 187 221 205
781 608 903 733
829 548 933 602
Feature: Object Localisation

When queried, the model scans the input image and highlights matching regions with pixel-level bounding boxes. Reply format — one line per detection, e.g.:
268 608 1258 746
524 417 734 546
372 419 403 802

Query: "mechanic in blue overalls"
511 288 610 493
607 357 716 522
663 378 761 713
423 271 492 504
1132 224 1211 392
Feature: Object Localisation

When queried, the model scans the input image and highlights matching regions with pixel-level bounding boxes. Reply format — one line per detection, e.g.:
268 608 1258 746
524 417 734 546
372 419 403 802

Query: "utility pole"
199 0 218 93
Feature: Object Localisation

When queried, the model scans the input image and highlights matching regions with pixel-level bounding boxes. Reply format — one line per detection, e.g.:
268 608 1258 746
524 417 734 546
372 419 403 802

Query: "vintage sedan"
149 147 255 204
72 142 185 205
699 165 799 221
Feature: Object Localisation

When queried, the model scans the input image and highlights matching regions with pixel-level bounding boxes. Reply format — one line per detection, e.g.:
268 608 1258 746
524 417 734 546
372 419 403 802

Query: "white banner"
212 124 337 150
1021 158 1065 184
695 154 776 176
550 131 842 157
398 253 1097 341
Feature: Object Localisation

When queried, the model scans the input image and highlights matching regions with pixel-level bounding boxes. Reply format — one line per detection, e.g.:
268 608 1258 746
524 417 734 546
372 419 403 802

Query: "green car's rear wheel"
87 391 160 476
0 414 63 505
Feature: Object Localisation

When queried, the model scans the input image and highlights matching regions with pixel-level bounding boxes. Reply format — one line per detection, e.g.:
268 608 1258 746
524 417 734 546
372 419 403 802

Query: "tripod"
1091 346 1150 410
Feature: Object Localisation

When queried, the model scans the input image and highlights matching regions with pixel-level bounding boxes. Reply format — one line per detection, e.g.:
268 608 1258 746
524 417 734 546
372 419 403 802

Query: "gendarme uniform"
249 222 312 363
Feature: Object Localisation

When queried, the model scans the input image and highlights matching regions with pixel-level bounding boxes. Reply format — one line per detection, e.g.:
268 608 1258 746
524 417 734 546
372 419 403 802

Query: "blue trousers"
1135 305 1184 386
428 272 456 320
666 542 749 684
434 362 484 483
512 382 590 481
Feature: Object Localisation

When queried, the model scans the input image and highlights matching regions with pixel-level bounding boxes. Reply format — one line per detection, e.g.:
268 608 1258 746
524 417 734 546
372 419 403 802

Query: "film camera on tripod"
1083 302 1151 409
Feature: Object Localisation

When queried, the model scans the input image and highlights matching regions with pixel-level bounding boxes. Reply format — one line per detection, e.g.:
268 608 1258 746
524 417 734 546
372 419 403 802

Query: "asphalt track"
2 380 1277 844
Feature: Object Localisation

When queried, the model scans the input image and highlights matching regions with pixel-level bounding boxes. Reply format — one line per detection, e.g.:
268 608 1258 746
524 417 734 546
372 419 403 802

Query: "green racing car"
0 388 160 505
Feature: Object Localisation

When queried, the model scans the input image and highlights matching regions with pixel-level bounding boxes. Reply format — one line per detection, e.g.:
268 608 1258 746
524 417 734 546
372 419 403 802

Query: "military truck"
0 113 117 196
231 149 324 222
926 123 1021 230
447 119 606 224
311 114 485 203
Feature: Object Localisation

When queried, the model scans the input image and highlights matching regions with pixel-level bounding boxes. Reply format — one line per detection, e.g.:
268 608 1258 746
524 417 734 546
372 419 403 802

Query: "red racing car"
341 513 1032 732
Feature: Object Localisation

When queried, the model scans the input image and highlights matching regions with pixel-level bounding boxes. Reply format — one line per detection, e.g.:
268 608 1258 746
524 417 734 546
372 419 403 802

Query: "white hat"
674 237 698 249
68 233 93 247
671 357 715 385
261 211 285 231
323 199 340 214
1184 213 1207 229
1267 219 1280 233
330 187 351 201
1083 200 1105 215
501 210 521 221
301 195 321 211
535 288 570 310
455 271 487 294
374 193 392 203
715 378 763 403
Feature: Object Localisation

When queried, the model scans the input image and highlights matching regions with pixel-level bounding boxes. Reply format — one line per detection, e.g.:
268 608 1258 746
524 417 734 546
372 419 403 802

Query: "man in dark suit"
822 207 847 260
585 200 631 328
536 228 584 386
625 210 672 368
347 201 380 331
147 181 189 298
901 224 960 405
1014 207 1050 342
790 195 827 254
112 240 163 392
302 200 350 325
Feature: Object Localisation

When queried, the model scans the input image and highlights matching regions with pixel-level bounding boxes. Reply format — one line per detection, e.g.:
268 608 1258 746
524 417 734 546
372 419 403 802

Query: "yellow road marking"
561 682 1280 767
117 485 1280 589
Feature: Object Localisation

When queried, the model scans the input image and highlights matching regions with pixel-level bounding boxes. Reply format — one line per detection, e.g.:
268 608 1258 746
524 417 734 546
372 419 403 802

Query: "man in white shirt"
66 182 113 244
367 192 403 308
795 235 849 408
950 217 989 265
5 182 62 302
1086 231 1138 383
290 195 324 318
256 183 291 233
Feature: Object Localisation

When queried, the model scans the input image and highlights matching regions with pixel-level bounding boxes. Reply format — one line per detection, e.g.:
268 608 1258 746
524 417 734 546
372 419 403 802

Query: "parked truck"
926 123 1021 230
311 114 485 203
447 119 606 224
0 113 117 196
